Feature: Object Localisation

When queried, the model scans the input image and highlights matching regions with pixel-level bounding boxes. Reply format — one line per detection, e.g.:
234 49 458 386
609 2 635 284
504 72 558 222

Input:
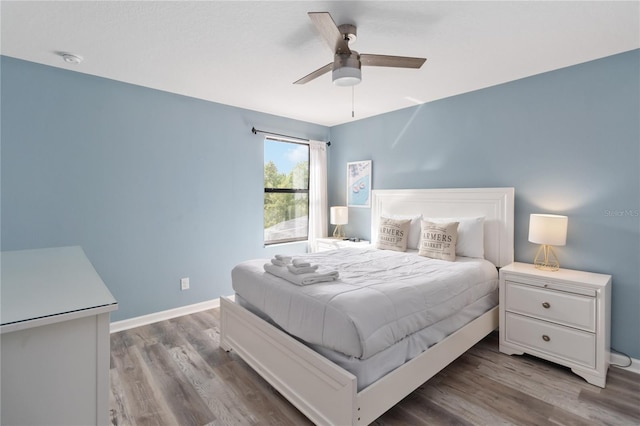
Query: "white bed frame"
221 187 514 425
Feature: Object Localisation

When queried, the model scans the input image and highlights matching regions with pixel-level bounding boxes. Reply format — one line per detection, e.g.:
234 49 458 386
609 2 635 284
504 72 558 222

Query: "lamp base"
332 225 345 239
534 245 560 271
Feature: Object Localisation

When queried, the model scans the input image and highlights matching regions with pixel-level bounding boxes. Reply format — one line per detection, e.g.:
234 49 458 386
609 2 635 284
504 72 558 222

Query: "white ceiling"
2 1 638 127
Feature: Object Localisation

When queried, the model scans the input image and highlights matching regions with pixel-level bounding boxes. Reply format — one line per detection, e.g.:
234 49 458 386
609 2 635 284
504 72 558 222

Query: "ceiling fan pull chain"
352 86 355 118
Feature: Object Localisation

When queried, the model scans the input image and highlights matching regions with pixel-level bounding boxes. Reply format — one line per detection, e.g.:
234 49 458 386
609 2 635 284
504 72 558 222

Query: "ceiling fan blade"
293 62 333 85
360 54 426 69
308 12 351 54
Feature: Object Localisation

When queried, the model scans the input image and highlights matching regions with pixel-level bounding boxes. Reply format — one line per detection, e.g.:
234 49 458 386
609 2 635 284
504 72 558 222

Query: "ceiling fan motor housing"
332 51 361 86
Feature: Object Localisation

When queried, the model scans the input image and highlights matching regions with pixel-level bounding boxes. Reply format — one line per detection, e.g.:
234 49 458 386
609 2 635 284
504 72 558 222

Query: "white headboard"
371 188 514 267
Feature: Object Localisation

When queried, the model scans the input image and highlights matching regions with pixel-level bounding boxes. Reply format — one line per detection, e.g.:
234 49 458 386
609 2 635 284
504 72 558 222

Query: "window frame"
263 138 310 246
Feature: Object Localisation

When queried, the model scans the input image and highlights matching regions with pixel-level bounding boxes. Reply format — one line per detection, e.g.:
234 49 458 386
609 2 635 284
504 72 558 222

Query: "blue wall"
2 50 638 359
328 50 640 359
1 56 327 321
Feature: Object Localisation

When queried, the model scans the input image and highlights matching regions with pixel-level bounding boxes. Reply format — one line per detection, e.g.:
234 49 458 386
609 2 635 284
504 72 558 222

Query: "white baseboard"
110 298 220 333
611 352 640 375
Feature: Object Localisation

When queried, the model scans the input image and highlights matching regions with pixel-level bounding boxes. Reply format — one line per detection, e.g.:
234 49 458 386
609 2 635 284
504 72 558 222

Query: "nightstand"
499 262 611 387
315 237 370 252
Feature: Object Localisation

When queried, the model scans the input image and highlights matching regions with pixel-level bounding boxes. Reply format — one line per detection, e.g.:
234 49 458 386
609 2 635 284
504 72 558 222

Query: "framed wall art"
347 160 372 208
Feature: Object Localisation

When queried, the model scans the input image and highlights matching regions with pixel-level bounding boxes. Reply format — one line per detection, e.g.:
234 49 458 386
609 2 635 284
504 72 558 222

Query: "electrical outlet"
180 277 190 291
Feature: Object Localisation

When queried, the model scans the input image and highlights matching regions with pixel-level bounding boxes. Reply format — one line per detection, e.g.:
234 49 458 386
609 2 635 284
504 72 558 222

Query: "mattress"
232 247 498 361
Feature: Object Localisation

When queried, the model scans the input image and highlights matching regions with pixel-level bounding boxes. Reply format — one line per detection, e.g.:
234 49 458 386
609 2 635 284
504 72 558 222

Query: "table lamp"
528 213 568 271
330 206 348 238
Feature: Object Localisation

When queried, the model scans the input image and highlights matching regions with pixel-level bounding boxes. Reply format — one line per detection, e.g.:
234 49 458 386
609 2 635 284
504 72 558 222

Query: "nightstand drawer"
505 281 596 332
505 312 596 368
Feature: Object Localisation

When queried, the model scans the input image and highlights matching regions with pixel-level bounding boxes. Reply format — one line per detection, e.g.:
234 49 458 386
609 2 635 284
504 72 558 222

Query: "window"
264 138 309 245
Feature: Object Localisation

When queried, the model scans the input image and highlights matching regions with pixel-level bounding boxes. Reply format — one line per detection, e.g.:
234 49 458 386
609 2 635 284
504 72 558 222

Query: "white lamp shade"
330 206 349 225
528 214 568 246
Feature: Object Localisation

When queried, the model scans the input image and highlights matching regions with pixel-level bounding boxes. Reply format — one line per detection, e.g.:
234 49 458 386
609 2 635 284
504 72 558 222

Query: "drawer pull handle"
542 302 551 309
542 335 551 342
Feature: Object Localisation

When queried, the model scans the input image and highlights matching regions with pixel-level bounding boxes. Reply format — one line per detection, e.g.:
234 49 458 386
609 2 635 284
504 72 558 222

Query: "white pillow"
376 217 411 252
388 214 422 249
425 216 485 258
418 220 458 261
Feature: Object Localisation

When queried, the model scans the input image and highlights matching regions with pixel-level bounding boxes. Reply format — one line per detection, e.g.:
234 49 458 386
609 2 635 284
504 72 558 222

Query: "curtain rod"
251 127 331 146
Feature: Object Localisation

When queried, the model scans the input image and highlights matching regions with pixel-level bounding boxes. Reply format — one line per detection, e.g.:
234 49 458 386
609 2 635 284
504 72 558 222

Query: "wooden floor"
110 308 640 426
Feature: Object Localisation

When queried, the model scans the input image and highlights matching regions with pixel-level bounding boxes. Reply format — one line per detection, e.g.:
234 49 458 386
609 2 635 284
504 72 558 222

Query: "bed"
221 187 514 425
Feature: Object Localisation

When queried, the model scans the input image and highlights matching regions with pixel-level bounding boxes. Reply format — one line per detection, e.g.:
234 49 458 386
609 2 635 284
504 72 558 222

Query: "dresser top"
1 246 117 329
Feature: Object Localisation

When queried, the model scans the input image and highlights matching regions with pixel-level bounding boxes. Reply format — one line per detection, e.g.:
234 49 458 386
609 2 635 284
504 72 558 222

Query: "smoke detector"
59 52 83 64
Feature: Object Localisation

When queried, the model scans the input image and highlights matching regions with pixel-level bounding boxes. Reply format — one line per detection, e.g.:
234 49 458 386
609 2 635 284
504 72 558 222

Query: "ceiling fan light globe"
332 67 361 86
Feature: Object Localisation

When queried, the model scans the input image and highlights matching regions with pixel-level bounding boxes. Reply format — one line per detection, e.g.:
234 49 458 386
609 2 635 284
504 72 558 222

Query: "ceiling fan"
294 12 427 86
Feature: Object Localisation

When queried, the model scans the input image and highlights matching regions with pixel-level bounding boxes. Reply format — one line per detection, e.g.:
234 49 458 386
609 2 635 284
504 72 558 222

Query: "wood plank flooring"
110 308 640 425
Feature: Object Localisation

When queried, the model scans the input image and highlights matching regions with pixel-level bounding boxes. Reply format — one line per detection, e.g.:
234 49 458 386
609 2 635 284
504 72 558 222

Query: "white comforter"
232 247 498 360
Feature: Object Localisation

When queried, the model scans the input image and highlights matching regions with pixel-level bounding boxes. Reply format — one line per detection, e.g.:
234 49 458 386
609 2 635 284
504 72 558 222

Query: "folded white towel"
264 263 339 286
274 254 292 262
287 264 318 275
292 259 311 267
271 258 289 267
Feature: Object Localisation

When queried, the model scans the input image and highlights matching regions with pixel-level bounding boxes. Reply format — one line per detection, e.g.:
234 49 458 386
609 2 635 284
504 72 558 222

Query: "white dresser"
1 246 118 425
499 262 611 387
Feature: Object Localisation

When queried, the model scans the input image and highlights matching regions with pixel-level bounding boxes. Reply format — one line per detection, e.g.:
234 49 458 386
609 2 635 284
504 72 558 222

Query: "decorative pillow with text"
418 220 459 261
376 217 411 252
